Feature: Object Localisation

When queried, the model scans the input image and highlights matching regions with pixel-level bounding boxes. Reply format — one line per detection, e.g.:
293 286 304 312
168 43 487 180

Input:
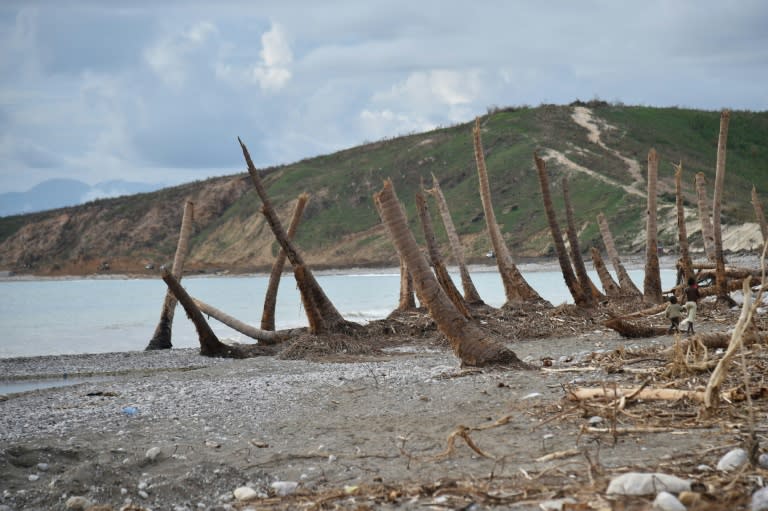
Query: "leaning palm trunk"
473 118 546 306
674 162 694 284
146 200 194 350
194 297 295 345
562 175 599 305
261 194 309 331
695 172 716 261
712 110 730 300
591 247 622 296
533 154 586 306
752 186 768 246
643 149 662 304
239 138 354 333
415 191 470 317
597 212 641 296
375 179 527 368
427 173 484 304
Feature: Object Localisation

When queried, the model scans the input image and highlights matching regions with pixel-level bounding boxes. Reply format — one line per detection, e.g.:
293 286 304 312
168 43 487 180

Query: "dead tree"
562 175 601 303
415 191 470 317
261 194 309 331
146 200 194 350
239 138 359 334
534 153 588 306
752 185 768 246
426 173 484 304
375 179 527 368
396 259 416 311
473 118 547 306
674 162 694 284
597 212 641 296
695 172 716 260
591 247 622 296
643 148 663 304
161 269 273 358
712 110 731 302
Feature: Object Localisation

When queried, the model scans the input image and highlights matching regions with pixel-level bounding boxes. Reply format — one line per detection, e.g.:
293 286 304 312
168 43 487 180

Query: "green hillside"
0 103 766 275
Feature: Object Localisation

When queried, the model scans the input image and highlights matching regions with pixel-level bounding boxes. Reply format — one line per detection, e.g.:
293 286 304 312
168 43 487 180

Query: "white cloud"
251 23 293 91
144 21 218 87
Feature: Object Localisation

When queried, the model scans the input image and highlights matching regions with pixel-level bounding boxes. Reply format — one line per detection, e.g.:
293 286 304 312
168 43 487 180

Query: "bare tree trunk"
643 149 662 304
674 162 694 284
194 297 294 345
427 173 484 304
712 110 730 301
146 200 194 350
597 212 641 296
374 179 527 368
562 175 599 305
397 259 416 311
533 153 586 306
239 138 356 333
415 191 470 317
261 194 309 331
161 269 248 358
473 118 547 306
590 247 622 296
695 172 716 261
752 185 768 246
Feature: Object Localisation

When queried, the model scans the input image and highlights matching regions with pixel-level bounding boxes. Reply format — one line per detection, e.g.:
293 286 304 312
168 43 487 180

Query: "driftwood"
604 317 667 338
567 386 705 402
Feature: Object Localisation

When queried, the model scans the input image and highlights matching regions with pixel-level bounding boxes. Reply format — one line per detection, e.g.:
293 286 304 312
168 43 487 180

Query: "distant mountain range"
0 178 163 217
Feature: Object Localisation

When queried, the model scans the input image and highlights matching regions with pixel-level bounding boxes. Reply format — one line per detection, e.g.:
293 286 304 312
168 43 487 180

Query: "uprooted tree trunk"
674 162 694 285
427 173 484 304
643 148 663 304
597 212 641 296
474 118 547 306
375 179 528 368
712 110 731 303
161 269 273 358
695 172 716 261
146 200 195 350
590 247 622 297
239 137 359 334
415 191 470 317
562 175 602 303
534 153 588 306
193 296 297 345
261 193 309 331
604 317 668 338
752 185 768 246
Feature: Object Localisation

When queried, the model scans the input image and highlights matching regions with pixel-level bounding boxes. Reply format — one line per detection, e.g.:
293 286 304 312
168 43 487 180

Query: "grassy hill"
0 103 766 276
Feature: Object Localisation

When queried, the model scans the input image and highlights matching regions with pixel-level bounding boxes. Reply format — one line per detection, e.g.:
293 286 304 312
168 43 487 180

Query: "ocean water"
0 267 676 358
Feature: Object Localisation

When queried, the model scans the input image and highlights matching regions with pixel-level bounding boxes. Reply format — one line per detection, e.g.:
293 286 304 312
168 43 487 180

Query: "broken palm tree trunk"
374 195 416 311
161 269 271 358
415 191 470 318
752 185 768 246
261 193 309 331
146 200 195 350
562 175 602 303
604 317 667 338
375 179 527 368
674 162 694 285
597 212 641 296
590 247 622 297
239 138 358 334
427 173 484 304
533 153 588 306
643 148 663 304
473 118 547 307
193 296 296 345
695 172 716 261
712 110 731 303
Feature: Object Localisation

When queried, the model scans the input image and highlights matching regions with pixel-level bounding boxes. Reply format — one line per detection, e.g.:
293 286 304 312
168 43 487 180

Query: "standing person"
664 296 685 334
679 277 700 334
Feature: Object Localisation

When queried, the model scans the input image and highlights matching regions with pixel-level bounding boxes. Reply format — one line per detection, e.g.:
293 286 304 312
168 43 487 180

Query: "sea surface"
0 266 676 359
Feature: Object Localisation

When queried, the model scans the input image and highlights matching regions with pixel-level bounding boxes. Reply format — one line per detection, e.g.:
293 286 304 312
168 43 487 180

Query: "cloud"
144 21 217 87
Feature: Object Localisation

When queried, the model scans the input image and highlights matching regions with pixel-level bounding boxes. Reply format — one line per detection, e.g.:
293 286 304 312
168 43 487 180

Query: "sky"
1 0 767 196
